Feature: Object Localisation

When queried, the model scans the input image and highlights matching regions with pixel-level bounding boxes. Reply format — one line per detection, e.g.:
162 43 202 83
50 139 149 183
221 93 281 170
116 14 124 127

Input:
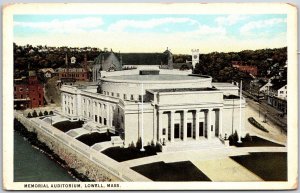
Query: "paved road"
245 97 287 130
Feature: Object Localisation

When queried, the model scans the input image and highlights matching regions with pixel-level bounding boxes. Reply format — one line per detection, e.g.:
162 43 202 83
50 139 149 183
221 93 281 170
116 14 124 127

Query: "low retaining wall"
14 111 136 182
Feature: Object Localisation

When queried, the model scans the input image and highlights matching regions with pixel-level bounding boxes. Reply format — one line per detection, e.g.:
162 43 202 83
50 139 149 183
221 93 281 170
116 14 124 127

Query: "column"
219 108 223 138
195 109 200 140
153 107 157 144
73 96 76 115
207 109 212 139
183 110 187 141
170 110 175 142
158 111 163 143
106 103 110 127
62 94 65 114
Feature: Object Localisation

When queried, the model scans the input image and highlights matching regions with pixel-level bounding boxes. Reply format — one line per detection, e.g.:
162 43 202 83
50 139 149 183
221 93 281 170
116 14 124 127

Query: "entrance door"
199 122 204 136
174 124 180 139
187 123 192 138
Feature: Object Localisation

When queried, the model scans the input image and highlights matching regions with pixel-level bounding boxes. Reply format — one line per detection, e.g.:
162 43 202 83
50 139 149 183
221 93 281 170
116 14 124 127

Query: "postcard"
2 3 298 190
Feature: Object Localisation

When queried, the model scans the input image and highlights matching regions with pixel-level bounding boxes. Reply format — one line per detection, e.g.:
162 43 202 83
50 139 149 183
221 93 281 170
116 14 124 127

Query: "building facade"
14 71 44 109
60 68 246 148
232 61 258 76
92 51 123 82
57 55 90 81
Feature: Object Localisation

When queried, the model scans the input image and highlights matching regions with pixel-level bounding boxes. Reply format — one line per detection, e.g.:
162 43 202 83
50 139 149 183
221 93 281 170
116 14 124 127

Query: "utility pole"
140 83 145 152
237 80 242 143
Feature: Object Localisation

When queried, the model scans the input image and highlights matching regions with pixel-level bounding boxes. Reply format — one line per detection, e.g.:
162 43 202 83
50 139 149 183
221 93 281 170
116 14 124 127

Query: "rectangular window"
139 95 142 101
111 92 114 97
99 116 102 123
123 94 127 100
130 95 134 100
95 115 97 122
117 93 120 97
104 118 107 125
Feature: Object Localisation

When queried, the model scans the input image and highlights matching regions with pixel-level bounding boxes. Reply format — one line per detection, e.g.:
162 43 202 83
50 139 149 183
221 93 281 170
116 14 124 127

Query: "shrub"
32 110 38 117
49 111 53 115
27 112 32 118
229 131 239 145
248 117 269 133
244 133 252 142
39 111 43 116
44 111 48 116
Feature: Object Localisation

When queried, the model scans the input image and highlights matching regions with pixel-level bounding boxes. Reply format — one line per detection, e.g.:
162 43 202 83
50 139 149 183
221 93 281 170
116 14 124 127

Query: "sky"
13 14 287 54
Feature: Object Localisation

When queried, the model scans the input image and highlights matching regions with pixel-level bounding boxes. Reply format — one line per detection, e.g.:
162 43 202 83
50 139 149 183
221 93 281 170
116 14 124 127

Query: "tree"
32 110 38 117
27 112 32 118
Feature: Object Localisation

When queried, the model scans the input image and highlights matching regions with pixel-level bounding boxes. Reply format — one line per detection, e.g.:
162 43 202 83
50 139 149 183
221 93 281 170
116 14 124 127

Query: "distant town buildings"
57 54 90 82
14 71 44 109
232 61 258 76
38 68 55 78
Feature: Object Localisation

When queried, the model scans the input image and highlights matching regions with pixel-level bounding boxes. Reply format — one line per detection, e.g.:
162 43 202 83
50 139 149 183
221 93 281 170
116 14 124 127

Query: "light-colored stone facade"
60 69 246 148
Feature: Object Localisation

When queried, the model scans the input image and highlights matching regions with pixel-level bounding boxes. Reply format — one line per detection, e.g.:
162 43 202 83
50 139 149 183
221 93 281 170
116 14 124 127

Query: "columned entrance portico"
157 107 223 144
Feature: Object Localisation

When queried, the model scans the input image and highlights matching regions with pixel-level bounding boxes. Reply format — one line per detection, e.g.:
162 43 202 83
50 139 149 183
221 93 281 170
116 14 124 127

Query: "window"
130 95 134 100
104 104 106 109
107 92 109 96
123 94 127 100
139 95 142 101
21 94 23 98
19 88 23 92
280 91 284 94
162 128 166 135
39 93 41 98
117 93 120 97
95 115 97 122
99 116 102 123
111 92 114 97
14 87 16 91
104 118 107 125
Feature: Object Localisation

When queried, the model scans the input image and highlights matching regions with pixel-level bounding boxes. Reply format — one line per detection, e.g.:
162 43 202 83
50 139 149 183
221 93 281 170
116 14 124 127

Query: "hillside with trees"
14 43 287 84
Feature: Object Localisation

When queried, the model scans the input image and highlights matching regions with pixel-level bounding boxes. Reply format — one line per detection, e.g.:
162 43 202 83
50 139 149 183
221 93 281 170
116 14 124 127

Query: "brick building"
232 61 258 76
14 71 44 109
58 54 90 81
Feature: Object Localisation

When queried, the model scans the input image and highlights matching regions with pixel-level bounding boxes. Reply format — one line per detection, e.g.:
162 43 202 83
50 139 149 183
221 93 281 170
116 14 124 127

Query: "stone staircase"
161 138 226 152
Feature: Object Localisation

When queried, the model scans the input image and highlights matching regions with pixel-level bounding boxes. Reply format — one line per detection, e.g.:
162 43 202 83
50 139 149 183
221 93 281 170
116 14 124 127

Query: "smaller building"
14 71 44 109
267 82 287 114
57 55 90 81
39 68 55 78
232 61 258 76
92 51 123 82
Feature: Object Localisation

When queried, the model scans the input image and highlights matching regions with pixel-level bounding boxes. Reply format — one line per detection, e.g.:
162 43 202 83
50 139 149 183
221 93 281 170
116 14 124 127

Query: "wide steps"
161 138 225 152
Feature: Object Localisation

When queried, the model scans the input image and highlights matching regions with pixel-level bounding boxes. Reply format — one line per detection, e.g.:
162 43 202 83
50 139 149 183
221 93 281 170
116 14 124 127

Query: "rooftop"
104 74 207 81
150 87 217 93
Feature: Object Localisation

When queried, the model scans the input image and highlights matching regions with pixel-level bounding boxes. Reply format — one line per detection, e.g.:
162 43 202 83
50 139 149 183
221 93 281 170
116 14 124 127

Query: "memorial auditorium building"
60 67 246 148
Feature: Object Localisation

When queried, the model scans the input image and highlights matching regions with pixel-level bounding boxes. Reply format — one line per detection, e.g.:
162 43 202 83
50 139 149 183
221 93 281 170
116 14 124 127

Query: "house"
39 68 55 78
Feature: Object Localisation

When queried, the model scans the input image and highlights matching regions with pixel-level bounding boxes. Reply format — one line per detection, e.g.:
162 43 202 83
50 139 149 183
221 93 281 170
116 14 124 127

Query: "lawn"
102 146 159 162
233 136 285 147
131 161 211 181
76 132 118 146
231 152 287 181
53 120 84 132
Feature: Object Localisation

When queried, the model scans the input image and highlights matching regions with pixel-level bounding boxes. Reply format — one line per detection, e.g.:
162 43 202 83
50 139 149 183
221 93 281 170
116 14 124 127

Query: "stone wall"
14 112 126 182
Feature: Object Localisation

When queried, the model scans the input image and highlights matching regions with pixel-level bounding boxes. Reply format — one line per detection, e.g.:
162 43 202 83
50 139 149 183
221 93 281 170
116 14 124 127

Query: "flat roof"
105 74 205 81
150 87 217 93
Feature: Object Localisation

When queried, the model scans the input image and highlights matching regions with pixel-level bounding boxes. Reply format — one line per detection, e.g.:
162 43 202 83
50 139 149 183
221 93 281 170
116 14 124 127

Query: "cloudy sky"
14 14 287 54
